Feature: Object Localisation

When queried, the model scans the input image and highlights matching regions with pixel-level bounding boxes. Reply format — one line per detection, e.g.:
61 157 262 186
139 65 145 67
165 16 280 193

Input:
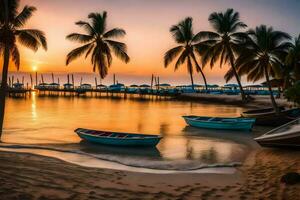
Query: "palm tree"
235 25 291 113
285 34 300 81
66 11 130 79
0 0 47 139
164 17 208 91
198 8 248 101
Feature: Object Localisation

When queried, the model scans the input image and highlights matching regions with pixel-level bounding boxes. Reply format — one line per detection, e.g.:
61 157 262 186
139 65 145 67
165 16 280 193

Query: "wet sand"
0 147 299 200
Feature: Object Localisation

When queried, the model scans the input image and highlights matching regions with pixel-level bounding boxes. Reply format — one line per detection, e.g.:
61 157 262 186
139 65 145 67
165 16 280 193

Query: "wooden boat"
241 107 300 126
75 128 162 147
182 116 256 131
254 118 300 148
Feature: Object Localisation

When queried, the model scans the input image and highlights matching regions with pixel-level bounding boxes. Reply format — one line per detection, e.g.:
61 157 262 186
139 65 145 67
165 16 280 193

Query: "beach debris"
280 172 300 185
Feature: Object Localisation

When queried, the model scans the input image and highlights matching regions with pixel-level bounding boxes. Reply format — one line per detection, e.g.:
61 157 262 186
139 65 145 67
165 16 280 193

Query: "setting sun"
32 65 38 72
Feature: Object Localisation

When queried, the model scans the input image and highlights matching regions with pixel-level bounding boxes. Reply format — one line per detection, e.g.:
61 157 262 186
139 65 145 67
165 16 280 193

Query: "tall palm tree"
198 8 248 101
285 34 300 81
0 0 47 139
66 11 130 79
164 17 208 91
235 25 291 113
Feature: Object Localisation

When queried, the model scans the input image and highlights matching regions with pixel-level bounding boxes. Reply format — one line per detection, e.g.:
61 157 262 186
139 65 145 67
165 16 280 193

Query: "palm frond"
170 25 185 44
164 46 183 67
193 31 220 42
91 45 108 78
66 33 94 43
105 40 130 63
66 43 93 65
16 29 47 51
75 21 95 35
174 50 188 71
11 45 20 70
103 28 126 38
88 11 107 35
224 68 235 82
14 5 36 27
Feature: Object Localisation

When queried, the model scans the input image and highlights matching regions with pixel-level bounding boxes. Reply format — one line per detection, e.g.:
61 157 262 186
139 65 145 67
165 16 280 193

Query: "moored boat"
241 107 300 126
75 128 162 147
254 118 300 148
182 116 256 131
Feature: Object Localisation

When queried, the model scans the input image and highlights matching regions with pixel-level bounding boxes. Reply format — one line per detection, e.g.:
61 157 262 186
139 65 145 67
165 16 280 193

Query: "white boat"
255 118 300 148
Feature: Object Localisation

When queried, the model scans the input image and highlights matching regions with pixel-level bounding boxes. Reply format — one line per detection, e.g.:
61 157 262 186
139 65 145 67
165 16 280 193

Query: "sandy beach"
0 147 299 200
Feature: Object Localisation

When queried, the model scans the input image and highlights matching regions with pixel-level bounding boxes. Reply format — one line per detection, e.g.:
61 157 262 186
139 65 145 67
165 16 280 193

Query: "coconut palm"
235 25 291 113
197 8 248 101
285 34 300 81
164 17 208 91
0 0 47 139
66 11 130 79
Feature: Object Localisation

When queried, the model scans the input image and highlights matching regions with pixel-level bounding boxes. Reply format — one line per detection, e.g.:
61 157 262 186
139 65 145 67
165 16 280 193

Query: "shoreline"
0 148 299 199
177 93 293 108
0 146 238 174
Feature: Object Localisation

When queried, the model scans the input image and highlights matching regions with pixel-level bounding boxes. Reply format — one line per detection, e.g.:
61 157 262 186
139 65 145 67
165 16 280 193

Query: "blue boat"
75 128 162 147
183 116 256 131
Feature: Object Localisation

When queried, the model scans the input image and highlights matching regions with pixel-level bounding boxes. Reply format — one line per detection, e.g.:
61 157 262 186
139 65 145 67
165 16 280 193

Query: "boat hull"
183 116 255 131
76 130 162 147
241 108 300 126
255 133 300 148
254 118 300 148
256 137 300 148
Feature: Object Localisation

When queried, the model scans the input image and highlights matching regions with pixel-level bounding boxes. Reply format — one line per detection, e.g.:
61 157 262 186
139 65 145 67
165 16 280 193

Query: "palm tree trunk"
265 68 279 114
228 53 246 102
187 56 195 91
189 72 194 91
0 0 9 140
191 55 208 91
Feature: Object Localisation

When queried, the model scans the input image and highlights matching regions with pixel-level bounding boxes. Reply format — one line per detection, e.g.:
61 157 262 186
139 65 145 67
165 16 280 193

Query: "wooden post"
52 73 54 83
30 74 33 88
95 77 98 88
8 77 11 87
67 74 70 84
72 74 74 88
41 74 44 84
22 76 24 84
113 74 116 85
151 74 154 89
80 77 83 86
35 71 38 87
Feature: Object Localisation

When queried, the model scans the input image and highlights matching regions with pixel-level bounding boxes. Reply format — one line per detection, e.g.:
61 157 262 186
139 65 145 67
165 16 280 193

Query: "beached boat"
241 107 300 126
75 128 162 147
255 118 300 148
182 116 256 131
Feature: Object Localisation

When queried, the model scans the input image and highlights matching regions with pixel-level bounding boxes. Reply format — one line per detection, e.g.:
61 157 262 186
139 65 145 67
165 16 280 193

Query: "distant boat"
255 118 300 148
241 107 300 126
183 116 255 131
75 128 162 147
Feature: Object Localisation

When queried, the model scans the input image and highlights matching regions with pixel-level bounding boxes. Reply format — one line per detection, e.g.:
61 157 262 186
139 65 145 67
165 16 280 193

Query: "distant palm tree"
0 0 47 139
66 11 130 79
164 17 208 91
198 8 248 101
285 34 300 81
235 25 291 113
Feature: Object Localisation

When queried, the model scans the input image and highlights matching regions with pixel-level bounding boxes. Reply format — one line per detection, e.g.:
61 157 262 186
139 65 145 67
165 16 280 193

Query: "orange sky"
2 0 299 85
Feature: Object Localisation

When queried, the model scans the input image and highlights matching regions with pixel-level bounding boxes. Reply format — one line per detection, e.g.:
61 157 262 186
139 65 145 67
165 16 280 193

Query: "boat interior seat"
117 135 127 138
208 117 216 121
101 133 112 137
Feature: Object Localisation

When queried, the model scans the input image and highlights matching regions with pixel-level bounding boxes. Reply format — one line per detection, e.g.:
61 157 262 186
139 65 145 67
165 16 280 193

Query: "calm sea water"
1 92 266 172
